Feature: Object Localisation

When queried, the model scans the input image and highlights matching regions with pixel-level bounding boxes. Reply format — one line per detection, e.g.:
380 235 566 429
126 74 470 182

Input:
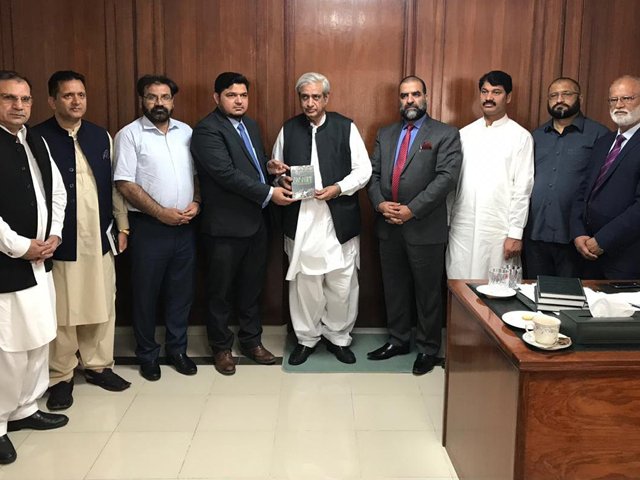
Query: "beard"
400 100 427 121
548 99 581 119
143 105 172 124
610 104 640 128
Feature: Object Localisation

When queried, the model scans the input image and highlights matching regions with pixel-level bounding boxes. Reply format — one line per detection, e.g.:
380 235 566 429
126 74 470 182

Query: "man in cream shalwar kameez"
271 72 371 365
0 71 68 465
447 70 534 279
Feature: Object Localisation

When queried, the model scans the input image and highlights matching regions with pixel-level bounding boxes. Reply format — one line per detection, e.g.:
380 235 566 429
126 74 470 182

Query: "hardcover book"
106 221 120 256
290 165 315 200
536 275 586 300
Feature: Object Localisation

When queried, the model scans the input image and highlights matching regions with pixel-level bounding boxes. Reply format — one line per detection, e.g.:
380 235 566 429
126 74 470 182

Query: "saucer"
476 284 516 298
522 331 572 351
502 310 536 329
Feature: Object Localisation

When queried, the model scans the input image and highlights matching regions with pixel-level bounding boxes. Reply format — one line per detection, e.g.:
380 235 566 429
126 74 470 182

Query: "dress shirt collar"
0 123 26 141
140 115 178 133
483 114 509 128
402 114 427 131
542 113 585 134
618 121 640 141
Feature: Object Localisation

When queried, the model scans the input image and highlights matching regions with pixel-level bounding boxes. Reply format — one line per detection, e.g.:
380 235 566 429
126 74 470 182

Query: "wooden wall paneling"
578 0 640 130
560 0 584 82
287 0 407 328
414 0 446 122
0 0 14 69
440 0 540 130
104 0 137 133
8 0 111 127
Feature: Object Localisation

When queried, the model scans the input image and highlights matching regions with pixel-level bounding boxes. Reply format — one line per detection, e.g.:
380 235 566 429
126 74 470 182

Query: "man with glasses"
33 71 132 411
571 75 640 279
525 77 609 278
270 72 371 366
447 70 534 280
114 75 200 381
0 70 68 465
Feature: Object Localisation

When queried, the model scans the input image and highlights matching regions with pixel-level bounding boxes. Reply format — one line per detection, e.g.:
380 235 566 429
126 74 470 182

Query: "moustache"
553 103 569 109
151 106 169 114
482 101 496 107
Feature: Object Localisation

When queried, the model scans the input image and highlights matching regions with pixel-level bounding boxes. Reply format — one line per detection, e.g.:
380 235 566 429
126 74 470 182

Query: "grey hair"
295 72 330 95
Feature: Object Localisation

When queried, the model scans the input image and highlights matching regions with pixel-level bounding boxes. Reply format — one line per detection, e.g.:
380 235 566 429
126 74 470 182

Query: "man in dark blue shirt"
525 77 609 278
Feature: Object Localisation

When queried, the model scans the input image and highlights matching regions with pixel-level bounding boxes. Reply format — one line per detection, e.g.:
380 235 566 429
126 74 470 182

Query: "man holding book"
33 70 131 410
270 72 371 365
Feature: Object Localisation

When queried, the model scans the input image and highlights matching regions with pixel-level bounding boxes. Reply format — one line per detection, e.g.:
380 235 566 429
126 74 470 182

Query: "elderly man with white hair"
270 72 371 365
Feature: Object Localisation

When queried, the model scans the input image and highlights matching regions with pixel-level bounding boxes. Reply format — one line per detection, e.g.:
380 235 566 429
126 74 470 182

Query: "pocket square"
419 141 432 151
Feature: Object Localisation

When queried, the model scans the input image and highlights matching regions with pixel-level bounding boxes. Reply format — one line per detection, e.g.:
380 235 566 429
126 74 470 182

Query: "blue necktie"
237 123 265 183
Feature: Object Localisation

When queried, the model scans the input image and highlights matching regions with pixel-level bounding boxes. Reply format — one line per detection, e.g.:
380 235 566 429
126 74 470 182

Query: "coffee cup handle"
525 323 534 334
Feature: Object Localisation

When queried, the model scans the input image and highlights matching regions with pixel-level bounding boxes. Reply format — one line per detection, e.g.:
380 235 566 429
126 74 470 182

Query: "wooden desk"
444 280 640 480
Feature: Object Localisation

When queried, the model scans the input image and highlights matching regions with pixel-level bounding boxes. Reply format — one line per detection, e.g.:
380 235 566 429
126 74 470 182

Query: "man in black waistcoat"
270 72 372 366
33 71 131 412
0 70 69 465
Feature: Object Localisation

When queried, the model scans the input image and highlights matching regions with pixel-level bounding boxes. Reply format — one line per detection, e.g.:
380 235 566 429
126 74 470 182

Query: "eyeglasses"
607 95 639 106
143 94 173 103
0 93 33 105
548 91 579 100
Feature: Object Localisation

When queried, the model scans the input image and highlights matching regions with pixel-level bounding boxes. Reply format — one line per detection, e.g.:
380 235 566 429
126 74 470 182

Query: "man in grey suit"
367 75 462 375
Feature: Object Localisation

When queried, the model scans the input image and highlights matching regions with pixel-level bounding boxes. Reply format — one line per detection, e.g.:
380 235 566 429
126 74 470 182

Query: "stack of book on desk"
534 275 587 311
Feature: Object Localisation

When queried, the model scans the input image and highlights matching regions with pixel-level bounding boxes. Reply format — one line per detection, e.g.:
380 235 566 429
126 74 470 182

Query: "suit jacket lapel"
386 123 403 179
593 130 640 193
216 109 261 174
403 118 431 171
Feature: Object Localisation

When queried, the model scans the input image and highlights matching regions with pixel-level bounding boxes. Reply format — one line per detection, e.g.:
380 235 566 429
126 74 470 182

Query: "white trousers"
0 343 49 436
289 261 359 348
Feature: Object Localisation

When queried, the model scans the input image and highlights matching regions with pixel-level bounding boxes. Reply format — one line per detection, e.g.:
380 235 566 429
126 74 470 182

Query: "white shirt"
272 114 372 280
113 116 195 211
446 115 534 279
0 124 67 351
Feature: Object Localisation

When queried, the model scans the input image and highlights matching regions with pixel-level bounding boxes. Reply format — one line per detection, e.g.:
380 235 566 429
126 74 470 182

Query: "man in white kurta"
0 71 68 465
447 70 534 279
271 73 371 365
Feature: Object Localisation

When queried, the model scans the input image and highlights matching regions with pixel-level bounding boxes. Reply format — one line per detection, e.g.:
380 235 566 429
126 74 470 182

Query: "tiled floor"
0 329 459 480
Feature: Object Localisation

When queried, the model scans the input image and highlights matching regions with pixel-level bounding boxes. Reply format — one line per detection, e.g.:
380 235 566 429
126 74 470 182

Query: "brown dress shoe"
241 344 276 365
213 350 236 375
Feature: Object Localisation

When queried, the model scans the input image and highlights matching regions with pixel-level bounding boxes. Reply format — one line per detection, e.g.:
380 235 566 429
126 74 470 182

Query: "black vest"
281 112 361 244
0 127 54 293
33 117 113 260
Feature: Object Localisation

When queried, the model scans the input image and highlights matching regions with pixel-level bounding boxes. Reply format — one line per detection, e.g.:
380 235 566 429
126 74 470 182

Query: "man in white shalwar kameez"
270 72 371 365
447 70 534 280
0 71 69 465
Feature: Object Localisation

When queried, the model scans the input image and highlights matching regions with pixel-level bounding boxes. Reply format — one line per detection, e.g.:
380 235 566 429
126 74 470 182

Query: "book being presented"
290 165 315 200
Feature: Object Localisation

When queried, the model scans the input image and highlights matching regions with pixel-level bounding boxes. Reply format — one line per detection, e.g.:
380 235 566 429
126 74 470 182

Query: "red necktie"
391 124 414 202
592 134 625 193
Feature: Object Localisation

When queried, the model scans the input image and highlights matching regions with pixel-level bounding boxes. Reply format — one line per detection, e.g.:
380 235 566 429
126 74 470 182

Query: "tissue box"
559 310 640 345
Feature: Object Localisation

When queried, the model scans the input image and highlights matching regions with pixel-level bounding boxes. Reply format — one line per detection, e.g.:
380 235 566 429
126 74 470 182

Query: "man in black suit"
571 75 640 279
367 76 462 375
190 72 293 375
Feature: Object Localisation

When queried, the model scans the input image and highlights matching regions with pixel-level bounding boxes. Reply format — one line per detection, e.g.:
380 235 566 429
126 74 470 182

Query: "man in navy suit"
190 72 293 375
571 75 640 279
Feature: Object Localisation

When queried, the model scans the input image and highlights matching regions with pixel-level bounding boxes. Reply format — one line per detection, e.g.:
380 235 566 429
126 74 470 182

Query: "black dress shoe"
326 342 356 364
288 344 315 365
367 342 410 360
412 353 437 375
0 435 16 464
85 368 131 391
46 379 74 411
7 410 68 432
140 360 161 381
167 353 197 375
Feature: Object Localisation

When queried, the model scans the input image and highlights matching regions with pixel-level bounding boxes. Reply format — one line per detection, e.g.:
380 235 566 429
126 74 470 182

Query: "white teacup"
526 314 561 346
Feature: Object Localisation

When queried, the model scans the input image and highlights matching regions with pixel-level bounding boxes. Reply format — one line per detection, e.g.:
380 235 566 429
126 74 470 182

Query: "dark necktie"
592 134 625 193
237 123 265 183
391 124 414 202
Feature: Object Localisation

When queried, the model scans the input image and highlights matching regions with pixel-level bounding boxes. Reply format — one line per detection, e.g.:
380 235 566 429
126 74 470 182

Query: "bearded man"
571 75 640 279
367 75 461 375
114 75 200 381
525 77 609 278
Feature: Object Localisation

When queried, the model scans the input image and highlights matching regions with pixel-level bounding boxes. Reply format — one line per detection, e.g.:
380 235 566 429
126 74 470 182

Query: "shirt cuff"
507 226 524 240
262 187 274 208
7 235 31 259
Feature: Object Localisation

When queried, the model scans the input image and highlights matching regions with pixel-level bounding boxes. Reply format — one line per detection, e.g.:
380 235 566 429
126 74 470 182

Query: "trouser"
129 213 196 363
201 221 267 352
49 320 114 385
289 260 359 348
524 239 583 279
379 231 445 355
0 344 49 436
